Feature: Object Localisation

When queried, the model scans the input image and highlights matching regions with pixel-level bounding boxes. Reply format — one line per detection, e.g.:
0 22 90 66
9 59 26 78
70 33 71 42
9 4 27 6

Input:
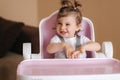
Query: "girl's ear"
76 23 81 31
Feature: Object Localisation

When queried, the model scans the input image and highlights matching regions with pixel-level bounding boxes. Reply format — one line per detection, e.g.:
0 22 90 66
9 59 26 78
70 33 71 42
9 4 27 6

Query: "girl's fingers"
72 51 81 58
72 52 76 59
66 51 71 58
66 51 69 58
66 50 75 58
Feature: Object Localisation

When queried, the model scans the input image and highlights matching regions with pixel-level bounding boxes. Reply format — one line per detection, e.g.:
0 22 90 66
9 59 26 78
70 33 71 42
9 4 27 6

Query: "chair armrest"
23 43 31 59
102 41 113 58
23 43 41 59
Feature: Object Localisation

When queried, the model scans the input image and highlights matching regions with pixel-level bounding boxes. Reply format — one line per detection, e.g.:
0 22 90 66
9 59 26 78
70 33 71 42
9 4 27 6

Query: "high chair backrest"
39 11 95 59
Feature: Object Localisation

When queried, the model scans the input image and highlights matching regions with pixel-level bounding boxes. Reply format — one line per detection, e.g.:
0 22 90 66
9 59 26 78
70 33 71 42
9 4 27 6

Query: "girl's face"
56 15 80 38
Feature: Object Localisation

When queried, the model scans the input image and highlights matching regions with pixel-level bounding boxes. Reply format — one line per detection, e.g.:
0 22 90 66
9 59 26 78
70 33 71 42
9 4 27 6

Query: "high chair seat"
23 11 113 59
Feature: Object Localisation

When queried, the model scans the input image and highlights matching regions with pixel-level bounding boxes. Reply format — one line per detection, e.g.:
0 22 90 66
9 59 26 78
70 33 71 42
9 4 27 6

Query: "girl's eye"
66 24 70 26
57 22 62 25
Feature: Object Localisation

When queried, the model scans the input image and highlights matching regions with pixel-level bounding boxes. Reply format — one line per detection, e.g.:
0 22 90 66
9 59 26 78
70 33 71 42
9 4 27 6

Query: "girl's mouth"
60 31 68 35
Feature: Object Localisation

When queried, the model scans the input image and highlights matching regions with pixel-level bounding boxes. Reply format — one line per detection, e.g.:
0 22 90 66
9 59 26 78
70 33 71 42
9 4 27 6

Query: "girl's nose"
61 25 66 30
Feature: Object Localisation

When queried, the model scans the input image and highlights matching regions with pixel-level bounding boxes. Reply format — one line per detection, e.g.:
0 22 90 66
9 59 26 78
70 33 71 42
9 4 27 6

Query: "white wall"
0 0 38 26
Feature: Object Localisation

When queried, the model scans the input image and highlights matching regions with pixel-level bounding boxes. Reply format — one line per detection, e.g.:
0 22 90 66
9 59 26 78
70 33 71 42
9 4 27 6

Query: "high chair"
17 11 120 80
23 11 113 59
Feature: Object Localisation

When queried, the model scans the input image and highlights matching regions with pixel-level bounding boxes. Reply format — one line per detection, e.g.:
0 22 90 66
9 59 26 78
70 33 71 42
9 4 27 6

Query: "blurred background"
0 0 120 59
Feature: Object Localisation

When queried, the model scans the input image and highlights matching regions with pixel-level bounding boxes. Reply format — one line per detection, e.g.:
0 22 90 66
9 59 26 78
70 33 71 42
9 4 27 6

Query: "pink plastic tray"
17 58 120 76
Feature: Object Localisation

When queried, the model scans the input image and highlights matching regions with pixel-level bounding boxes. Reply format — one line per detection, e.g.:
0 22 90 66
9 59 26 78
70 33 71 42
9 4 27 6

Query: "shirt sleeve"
80 35 91 45
50 35 61 43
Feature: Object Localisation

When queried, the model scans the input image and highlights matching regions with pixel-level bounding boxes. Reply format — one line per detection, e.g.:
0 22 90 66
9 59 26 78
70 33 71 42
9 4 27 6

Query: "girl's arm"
71 41 101 58
80 41 101 52
47 42 65 54
47 42 75 55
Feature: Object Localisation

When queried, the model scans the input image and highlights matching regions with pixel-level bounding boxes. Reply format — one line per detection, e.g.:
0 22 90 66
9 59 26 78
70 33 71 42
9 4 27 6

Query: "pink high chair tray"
17 59 120 80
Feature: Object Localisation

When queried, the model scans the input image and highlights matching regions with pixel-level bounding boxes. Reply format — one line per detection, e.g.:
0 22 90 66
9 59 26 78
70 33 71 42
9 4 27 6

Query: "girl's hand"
71 46 85 59
71 50 81 58
64 42 75 58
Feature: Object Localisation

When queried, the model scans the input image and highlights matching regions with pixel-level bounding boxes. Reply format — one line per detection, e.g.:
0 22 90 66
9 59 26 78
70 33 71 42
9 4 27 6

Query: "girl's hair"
57 0 82 24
